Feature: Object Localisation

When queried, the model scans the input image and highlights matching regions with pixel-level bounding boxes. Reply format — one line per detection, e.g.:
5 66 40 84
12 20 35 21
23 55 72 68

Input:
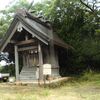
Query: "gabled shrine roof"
0 9 71 51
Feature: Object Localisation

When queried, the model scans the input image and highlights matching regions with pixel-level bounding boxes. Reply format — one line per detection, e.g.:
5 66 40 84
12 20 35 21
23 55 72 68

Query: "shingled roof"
0 9 70 51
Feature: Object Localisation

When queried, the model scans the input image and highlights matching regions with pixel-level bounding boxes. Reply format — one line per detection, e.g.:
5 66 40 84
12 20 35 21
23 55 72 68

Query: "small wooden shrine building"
0 10 69 82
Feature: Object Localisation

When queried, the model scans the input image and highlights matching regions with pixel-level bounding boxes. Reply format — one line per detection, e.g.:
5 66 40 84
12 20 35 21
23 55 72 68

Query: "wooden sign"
43 64 51 75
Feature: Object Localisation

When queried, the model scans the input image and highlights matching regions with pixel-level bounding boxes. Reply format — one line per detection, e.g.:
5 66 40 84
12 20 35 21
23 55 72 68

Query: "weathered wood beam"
14 45 19 81
16 39 35 46
18 46 37 51
21 24 48 45
9 40 16 44
54 41 68 49
1 22 20 51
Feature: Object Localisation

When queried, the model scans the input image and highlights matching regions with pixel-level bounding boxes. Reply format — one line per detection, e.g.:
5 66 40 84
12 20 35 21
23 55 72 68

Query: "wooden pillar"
23 54 26 67
49 40 56 67
48 28 56 67
45 47 50 63
38 42 43 80
27 52 30 68
14 45 19 81
55 51 59 67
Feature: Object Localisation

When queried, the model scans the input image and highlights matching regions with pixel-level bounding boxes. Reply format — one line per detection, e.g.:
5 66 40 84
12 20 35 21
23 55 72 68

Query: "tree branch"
80 0 95 12
28 0 34 11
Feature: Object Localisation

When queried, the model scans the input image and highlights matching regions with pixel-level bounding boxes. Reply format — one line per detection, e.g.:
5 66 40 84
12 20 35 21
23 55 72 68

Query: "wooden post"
49 40 56 67
48 28 56 68
45 47 50 63
14 45 19 81
38 42 43 81
49 29 60 77
55 51 59 67
23 54 25 67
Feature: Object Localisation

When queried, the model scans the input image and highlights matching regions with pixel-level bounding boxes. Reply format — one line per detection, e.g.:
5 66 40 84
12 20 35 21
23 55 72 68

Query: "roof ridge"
16 9 51 29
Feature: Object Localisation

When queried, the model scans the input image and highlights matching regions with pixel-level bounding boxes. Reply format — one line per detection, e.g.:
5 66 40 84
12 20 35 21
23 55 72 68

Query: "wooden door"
23 50 38 68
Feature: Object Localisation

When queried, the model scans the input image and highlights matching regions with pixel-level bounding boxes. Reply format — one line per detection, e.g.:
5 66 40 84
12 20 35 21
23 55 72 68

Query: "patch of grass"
0 72 100 100
0 79 100 100
40 89 50 96
77 70 100 85
41 71 100 89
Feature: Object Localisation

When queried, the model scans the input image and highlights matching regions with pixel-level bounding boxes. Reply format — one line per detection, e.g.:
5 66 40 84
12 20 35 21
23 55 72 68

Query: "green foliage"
42 0 100 73
79 70 100 84
0 0 30 38
0 65 15 76
95 29 100 36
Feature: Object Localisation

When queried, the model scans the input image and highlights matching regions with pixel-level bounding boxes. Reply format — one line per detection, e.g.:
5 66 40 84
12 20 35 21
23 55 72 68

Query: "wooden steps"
19 67 38 81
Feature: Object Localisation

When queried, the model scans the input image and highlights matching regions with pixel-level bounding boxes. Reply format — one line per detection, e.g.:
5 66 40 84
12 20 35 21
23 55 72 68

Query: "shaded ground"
0 81 100 100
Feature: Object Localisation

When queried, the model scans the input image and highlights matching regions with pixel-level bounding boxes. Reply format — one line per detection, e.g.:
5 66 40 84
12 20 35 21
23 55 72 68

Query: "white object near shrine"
43 64 51 75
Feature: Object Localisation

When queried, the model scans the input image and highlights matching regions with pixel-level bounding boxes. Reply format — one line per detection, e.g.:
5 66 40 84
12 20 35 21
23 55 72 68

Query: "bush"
0 65 15 76
79 69 100 82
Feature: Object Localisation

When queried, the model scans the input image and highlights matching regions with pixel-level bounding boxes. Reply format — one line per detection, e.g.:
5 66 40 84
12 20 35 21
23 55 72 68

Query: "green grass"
78 71 100 86
0 72 100 100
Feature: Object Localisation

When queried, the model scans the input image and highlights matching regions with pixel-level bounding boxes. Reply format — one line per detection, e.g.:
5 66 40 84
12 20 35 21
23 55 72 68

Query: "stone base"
51 67 60 77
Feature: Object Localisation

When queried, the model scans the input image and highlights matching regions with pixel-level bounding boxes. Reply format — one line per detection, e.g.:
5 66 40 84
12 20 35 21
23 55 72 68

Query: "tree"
40 0 100 72
0 0 30 38
80 0 100 13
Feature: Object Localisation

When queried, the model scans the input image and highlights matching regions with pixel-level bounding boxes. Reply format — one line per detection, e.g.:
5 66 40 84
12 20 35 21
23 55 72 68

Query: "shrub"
0 65 15 76
79 69 100 82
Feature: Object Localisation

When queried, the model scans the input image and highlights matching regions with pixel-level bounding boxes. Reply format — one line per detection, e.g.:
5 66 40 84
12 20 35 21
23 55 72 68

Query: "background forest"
0 0 100 76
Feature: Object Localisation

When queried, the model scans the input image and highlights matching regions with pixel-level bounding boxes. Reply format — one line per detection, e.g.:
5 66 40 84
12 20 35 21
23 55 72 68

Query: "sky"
0 0 41 10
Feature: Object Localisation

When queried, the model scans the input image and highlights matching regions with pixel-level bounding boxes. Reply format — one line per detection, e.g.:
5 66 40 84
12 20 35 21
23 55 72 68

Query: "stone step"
20 69 37 73
20 75 36 78
20 73 36 75
22 67 37 69
20 79 37 81
20 69 37 72
20 76 37 79
21 71 36 73
21 71 37 73
20 73 36 76
19 67 38 81
21 68 37 71
19 79 37 81
20 74 36 77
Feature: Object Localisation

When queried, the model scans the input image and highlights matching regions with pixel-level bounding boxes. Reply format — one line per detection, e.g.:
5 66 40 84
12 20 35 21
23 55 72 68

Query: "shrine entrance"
22 50 39 68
